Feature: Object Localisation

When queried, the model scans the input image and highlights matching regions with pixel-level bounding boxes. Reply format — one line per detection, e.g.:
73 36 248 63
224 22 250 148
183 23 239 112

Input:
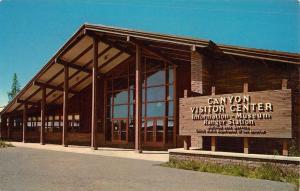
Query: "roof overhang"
1 23 299 116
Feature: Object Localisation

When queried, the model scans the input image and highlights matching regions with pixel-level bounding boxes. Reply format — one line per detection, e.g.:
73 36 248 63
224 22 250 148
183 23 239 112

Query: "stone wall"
169 150 300 174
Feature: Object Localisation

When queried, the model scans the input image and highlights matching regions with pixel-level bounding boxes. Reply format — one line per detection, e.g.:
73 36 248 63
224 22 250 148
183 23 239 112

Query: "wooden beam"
34 81 79 94
98 51 124 70
56 58 93 74
86 31 134 55
47 45 113 104
130 39 177 66
12 69 65 112
62 66 69 147
17 99 40 106
40 87 46 145
13 41 93 113
91 38 98 150
59 33 85 58
22 103 28 143
135 44 142 153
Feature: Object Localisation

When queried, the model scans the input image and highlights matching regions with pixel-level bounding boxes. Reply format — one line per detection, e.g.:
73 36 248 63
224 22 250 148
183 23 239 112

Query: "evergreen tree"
7 73 21 102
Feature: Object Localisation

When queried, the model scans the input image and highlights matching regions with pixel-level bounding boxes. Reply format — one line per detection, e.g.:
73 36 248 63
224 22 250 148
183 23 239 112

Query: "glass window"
146 120 154 131
146 70 165 86
113 105 128 118
168 68 174 84
146 102 165 117
74 115 80 120
156 119 164 131
130 89 134 104
146 86 165 102
129 104 134 118
142 103 145 118
168 85 174 100
167 118 174 144
168 101 174 117
114 91 128 105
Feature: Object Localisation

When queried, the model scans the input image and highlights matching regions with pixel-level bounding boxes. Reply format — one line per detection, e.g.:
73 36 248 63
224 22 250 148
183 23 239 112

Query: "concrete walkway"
9 142 169 162
0 147 296 191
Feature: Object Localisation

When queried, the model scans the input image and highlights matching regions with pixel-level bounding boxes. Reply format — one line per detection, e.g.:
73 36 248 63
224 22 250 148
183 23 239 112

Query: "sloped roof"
1 23 299 116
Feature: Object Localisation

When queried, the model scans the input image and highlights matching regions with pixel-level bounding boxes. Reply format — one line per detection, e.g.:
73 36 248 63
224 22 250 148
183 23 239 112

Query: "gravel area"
0 147 297 191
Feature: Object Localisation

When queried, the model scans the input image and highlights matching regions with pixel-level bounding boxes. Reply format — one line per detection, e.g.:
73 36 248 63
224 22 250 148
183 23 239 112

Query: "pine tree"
7 73 21 102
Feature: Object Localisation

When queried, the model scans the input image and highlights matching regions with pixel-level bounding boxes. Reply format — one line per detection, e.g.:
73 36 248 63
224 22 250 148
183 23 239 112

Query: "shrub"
161 159 299 187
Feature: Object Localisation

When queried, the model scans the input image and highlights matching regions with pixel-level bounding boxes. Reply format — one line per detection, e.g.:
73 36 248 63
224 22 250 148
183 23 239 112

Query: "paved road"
0 147 296 191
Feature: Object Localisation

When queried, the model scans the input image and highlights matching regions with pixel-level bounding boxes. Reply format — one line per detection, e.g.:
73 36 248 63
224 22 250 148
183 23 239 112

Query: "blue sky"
0 0 299 106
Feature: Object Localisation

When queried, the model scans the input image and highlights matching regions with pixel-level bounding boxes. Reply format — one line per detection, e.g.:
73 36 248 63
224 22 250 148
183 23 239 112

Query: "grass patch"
0 140 14 148
161 159 300 188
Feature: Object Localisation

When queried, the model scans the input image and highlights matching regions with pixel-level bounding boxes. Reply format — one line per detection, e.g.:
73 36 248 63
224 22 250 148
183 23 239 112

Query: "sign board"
179 89 292 138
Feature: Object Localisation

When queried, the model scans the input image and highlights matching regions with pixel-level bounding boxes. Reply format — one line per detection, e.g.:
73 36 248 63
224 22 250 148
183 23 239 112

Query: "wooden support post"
243 83 249 154
40 87 46 145
211 86 216 151
211 86 215 96
8 117 11 139
282 79 288 90
22 103 28 143
243 83 248 94
183 136 191 150
211 136 216 152
243 137 249 154
91 38 98 150
62 65 69 147
282 139 288 156
280 79 290 156
135 44 142 153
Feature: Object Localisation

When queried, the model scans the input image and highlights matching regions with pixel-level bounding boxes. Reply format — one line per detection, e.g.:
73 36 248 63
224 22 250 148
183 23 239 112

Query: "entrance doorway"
112 119 128 143
143 118 164 147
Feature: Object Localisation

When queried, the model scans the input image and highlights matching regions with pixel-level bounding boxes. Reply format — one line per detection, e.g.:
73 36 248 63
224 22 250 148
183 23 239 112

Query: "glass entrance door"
112 119 128 143
143 118 164 146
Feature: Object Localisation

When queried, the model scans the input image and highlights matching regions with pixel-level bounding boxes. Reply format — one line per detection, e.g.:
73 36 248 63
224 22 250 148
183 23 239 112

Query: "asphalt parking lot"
0 147 296 191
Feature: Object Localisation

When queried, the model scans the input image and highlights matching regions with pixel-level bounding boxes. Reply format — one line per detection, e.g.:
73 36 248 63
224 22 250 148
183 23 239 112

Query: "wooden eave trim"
85 25 300 64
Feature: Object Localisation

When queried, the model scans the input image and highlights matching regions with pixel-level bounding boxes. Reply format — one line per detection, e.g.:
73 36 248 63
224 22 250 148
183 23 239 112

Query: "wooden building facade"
0 24 299 154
